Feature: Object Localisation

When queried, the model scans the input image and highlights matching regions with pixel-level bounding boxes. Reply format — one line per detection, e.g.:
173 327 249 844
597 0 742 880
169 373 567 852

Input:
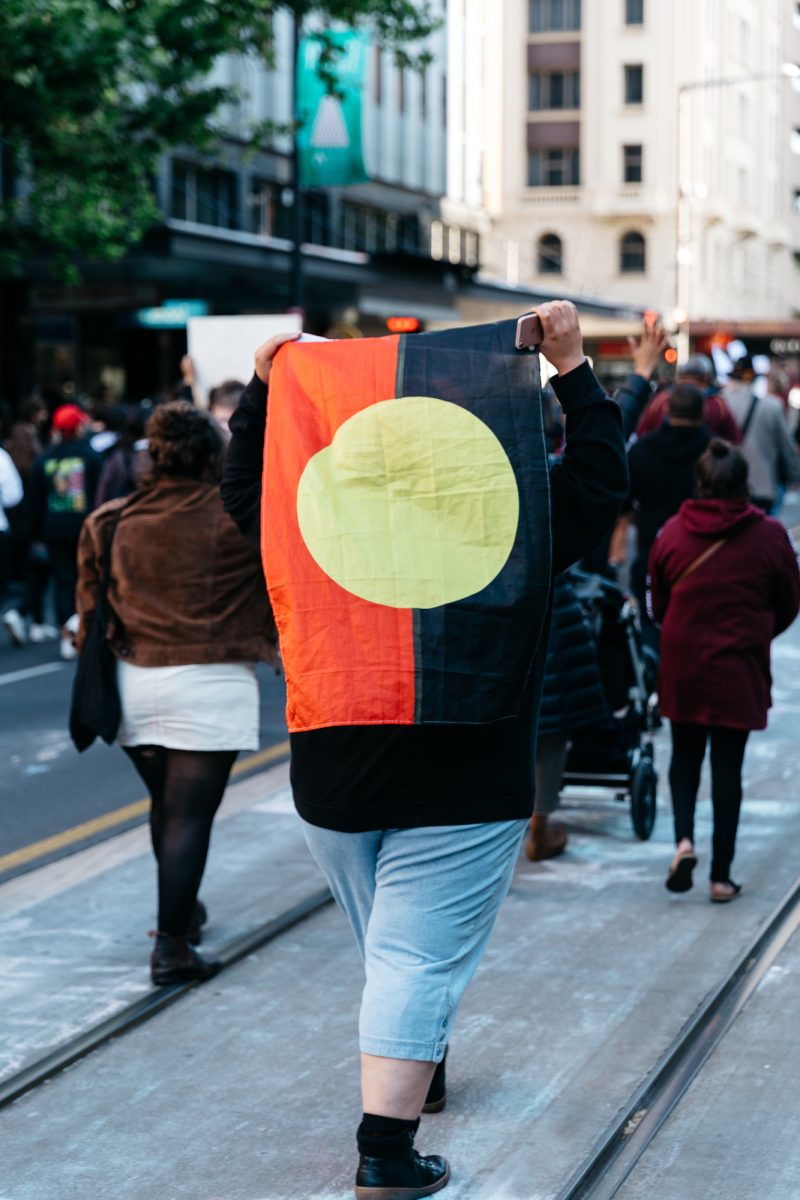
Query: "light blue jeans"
300 819 528 1062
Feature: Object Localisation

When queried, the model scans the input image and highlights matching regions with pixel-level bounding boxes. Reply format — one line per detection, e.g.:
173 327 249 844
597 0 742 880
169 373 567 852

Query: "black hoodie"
628 422 711 564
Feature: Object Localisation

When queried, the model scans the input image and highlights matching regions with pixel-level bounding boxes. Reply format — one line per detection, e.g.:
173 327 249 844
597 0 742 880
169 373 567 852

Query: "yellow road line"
0 739 290 877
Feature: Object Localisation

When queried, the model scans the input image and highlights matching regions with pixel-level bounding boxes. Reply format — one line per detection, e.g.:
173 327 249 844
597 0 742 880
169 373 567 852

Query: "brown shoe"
525 814 568 862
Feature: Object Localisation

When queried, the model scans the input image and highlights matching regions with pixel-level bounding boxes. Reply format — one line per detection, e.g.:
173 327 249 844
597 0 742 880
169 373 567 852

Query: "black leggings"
124 746 237 937
669 722 749 883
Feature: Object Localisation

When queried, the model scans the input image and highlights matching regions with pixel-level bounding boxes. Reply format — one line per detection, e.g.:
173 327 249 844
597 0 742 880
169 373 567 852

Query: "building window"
420 67 428 119
537 233 563 274
623 143 643 182
620 230 646 273
624 64 644 104
398 67 406 114
340 202 418 254
170 161 239 230
374 47 383 106
794 189 800 215
529 0 581 33
249 179 291 239
529 70 581 110
625 0 644 24
792 128 800 155
528 147 580 187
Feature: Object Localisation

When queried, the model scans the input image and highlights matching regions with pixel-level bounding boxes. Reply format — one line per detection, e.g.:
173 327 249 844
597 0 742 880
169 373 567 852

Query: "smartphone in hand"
515 312 544 352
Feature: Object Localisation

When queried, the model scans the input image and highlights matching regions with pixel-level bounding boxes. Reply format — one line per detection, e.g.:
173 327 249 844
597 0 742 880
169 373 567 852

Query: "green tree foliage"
0 0 437 277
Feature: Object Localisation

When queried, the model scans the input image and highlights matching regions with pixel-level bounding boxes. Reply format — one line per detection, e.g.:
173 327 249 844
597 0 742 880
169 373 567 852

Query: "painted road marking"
0 738 290 875
0 663 65 688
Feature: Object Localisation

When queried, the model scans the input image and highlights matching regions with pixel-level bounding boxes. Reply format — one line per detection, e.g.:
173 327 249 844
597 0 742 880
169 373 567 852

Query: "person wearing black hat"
723 356 800 512
627 384 711 648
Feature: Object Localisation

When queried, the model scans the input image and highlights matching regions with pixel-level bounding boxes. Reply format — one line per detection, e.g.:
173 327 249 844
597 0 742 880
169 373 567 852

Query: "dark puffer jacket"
538 570 608 737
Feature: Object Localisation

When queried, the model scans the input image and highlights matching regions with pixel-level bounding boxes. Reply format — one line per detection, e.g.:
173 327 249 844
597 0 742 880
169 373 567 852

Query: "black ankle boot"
150 932 219 986
422 1048 447 1114
355 1127 450 1199
188 899 208 946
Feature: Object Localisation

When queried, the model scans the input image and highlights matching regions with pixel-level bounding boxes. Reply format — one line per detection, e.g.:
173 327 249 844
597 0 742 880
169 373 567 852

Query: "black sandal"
666 852 697 893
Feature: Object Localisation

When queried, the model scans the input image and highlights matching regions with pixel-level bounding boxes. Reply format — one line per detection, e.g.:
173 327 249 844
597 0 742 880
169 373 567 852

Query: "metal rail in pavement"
0 885 333 1110
557 874 800 1200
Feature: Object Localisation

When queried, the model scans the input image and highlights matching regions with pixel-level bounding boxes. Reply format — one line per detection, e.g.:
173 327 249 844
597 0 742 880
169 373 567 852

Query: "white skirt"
117 661 260 751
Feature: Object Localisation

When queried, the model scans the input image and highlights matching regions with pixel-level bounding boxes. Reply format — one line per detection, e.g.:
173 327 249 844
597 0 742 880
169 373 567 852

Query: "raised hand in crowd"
627 320 671 383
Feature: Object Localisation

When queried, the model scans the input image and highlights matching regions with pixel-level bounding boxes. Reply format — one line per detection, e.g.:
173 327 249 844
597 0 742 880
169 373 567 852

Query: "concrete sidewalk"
1 621 799 1198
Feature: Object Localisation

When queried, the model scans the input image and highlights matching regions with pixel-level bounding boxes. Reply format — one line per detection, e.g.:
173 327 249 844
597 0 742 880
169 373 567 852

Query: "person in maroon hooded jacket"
648 440 799 903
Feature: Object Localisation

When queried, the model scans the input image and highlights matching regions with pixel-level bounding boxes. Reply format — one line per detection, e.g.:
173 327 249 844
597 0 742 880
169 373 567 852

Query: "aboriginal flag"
262 320 552 733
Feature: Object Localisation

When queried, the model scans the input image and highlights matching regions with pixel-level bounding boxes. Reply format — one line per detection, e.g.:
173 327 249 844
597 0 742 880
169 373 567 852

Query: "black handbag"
69 511 124 752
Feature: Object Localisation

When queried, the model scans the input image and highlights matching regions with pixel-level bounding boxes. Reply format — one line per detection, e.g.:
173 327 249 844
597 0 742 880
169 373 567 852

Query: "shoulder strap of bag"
739 392 759 441
95 506 125 616
673 538 726 590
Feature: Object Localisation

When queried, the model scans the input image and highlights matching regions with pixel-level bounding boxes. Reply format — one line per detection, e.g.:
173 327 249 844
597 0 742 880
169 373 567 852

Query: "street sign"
131 300 209 329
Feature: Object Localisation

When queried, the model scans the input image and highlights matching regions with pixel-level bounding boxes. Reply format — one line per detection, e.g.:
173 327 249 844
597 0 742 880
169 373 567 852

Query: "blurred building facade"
445 0 800 368
4 3 471 403
2 0 648 405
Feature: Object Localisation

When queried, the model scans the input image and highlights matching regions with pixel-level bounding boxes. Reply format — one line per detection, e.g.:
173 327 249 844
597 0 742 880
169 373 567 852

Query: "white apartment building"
446 0 800 350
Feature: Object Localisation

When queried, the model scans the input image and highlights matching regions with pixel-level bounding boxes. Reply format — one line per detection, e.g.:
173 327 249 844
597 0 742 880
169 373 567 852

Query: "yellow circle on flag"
296 396 520 609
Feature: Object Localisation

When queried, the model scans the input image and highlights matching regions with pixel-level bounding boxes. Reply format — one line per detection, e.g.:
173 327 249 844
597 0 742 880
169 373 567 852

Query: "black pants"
669 721 749 883
47 539 79 628
123 746 237 937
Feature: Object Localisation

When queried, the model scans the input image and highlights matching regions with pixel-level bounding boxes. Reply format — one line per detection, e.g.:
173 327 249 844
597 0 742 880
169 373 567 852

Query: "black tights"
124 746 237 937
669 722 749 883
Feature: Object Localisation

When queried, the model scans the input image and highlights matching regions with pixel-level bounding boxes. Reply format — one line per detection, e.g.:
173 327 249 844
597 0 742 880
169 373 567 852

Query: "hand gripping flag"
262 321 553 732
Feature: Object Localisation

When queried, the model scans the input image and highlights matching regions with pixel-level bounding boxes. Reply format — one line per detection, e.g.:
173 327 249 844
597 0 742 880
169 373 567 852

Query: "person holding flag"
222 302 627 1199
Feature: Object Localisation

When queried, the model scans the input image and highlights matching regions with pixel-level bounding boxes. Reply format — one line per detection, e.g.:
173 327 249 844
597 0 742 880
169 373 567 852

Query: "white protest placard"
187 313 303 407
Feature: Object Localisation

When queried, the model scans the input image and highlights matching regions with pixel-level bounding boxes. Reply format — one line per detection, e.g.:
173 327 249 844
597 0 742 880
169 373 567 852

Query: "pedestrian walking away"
648 440 800 902
636 353 740 442
1 398 57 646
29 403 102 659
626 383 711 650
222 303 628 1199
583 318 669 579
722 355 800 512
76 402 279 985
0 442 24 611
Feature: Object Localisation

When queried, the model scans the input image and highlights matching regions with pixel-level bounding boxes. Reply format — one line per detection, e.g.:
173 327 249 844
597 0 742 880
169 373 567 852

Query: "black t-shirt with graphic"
32 441 102 543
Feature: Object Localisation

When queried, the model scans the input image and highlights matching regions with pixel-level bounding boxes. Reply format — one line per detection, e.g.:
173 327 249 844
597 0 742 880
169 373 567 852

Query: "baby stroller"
560 572 660 839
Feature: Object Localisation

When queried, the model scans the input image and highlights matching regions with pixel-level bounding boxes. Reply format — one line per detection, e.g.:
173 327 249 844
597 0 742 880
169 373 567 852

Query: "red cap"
52 404 89 435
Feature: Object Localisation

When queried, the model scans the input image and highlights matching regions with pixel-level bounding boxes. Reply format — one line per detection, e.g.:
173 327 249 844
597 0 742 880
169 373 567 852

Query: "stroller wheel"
630 758 657 840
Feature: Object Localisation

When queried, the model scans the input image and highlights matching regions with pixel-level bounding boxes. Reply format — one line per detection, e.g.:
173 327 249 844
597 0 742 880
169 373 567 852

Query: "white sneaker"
29 622 59 643
2 609 28 646
60 635 78 661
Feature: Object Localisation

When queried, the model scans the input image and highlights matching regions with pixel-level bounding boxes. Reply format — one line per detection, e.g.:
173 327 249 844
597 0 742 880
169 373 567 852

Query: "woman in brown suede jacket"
77 402 277 985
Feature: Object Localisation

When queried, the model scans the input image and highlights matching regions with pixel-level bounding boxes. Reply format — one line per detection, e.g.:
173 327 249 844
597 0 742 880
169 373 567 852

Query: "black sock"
357 1114 420 1159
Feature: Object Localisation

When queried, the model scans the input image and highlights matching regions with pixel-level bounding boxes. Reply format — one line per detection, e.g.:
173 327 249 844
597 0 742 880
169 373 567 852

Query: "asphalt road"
0 634 288 882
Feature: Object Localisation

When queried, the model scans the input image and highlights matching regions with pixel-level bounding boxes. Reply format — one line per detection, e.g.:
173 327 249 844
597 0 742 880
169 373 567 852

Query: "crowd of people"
3 309 800 1198
0 360 243 660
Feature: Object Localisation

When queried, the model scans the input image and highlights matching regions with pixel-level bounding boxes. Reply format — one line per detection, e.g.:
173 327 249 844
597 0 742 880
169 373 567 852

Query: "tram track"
0 883 333 1111
558 873 800 1200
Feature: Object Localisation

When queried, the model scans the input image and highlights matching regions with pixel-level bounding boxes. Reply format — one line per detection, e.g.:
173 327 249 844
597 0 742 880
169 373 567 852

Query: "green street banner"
297 31 369 188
